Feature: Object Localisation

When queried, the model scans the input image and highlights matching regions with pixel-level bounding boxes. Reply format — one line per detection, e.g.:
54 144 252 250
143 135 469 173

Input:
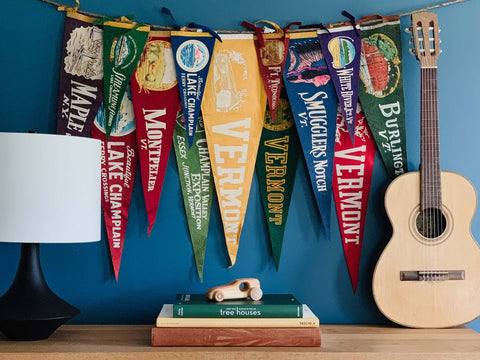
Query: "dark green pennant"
256 90 299 270
173 111 213 281
358 19 408 178
102 22 149 140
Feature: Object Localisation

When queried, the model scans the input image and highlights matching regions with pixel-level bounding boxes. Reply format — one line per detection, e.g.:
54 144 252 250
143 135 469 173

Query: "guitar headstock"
409 12 441 68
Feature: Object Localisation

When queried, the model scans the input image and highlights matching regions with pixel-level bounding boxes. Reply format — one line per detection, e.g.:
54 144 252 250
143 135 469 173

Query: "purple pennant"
317 25 361 144
56 12 104 137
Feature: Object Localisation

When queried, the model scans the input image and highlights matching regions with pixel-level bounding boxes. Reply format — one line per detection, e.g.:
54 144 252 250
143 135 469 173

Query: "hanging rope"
37 0 469 31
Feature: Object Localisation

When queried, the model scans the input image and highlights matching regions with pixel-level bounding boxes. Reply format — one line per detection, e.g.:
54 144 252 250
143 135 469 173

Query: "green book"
173 294 303 318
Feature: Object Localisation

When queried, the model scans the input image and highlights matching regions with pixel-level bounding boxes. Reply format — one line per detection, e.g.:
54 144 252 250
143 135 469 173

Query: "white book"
156 304 319 328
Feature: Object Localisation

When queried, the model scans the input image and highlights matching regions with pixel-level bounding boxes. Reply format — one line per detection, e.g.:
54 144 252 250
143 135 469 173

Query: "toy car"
205 278 263 302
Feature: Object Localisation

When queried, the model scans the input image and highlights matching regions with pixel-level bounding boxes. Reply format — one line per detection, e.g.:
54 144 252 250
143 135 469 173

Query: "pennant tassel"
161 7 180 30
341 10 360 37
188 22 222 42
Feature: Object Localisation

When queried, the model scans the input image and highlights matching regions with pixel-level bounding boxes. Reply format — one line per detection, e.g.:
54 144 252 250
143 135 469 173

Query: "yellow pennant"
202 34 266 266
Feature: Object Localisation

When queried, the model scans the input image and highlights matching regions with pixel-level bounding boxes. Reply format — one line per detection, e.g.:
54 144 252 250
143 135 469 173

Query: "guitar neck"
420 66 441 210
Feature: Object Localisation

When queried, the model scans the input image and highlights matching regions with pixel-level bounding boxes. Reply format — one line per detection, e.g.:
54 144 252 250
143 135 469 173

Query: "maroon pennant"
242 20 298 122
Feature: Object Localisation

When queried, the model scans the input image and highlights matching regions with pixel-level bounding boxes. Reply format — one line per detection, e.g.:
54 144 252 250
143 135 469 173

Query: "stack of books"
151 294 321 346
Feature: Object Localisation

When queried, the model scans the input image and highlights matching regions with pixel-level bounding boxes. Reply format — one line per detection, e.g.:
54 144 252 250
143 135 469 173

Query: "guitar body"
373 171 480 328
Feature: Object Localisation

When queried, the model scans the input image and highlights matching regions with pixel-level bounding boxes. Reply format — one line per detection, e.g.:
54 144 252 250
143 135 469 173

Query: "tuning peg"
405 27 412 34
409 48 417 56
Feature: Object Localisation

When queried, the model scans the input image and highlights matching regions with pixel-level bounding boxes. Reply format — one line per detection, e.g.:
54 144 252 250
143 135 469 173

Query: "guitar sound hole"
416 208 447 239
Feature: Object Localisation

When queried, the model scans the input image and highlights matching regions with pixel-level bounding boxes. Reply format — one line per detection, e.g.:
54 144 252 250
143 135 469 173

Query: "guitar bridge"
400 270 465 281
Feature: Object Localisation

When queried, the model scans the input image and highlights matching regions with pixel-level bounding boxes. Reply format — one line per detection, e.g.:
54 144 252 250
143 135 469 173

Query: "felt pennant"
332 103 375 293
56 10 103 137
173 110 214 281
99 18 149 140
358 16 408 177
91 86 138 281
317 24 361 143
171 30 216 148
241 20 298 122
202 33 267 267
283 31 338 233
256 87 300 270
130 31 180 235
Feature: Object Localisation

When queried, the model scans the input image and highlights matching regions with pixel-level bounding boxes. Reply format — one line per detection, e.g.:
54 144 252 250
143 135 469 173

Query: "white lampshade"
0 133 101 243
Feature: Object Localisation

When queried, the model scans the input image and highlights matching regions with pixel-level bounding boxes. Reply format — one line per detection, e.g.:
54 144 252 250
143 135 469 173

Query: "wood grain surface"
0 324 479 359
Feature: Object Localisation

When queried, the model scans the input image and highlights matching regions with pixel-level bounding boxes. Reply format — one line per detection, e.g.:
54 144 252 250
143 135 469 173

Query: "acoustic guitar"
372 12 480 328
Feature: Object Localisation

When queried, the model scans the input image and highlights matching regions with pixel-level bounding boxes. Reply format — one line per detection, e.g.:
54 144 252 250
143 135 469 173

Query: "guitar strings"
416 16 442 283
434 65 440 277
422 62 430 279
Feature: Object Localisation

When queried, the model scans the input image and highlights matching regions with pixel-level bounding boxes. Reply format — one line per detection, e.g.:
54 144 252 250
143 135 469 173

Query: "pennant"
202 34 267 266
318 25 361 143
56 10 103 137
101 19 149 140
171 31 216 147
283 31 338 232
130 31 180 235
333 104 375 293
91 86 138 281
242 20 293 122
256 87 300 270
173 110 214 281
358 17 408 177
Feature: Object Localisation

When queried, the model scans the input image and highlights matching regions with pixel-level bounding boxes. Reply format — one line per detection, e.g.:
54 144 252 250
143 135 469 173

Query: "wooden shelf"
0 324 479 359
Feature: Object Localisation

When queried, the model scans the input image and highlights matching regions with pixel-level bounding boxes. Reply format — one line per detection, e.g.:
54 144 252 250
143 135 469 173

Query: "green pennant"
358 19 408 177
101 21 149 140
256 89 300 270
173 111 213 281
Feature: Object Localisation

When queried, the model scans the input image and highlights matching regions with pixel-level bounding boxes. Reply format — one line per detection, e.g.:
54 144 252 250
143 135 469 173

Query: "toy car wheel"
249 287 263 301
213 290 224 302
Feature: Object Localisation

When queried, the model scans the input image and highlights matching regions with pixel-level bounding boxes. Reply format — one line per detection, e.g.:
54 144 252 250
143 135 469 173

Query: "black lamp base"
0 318 74 341
0 243 80 341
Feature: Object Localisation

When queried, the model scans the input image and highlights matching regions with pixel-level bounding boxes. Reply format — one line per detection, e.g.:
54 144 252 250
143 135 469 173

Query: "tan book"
151 327 321 347
156 304 319 327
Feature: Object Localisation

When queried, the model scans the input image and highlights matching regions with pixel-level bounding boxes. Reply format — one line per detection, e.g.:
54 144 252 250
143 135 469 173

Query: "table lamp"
0 132 101 341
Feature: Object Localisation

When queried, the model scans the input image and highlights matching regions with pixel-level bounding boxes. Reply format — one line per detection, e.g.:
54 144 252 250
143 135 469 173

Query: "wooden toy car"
205 278 263 302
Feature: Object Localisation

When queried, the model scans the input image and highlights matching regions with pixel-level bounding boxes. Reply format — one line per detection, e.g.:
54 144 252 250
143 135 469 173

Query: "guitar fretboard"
420 67 441 210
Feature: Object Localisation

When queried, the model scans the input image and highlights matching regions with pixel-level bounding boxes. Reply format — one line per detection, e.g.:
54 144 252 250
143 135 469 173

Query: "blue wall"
1 0 480 331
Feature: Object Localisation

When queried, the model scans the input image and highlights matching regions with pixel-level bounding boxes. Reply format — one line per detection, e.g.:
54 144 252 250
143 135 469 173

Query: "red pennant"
130 31 180 235
332 105 375 293
91 93 138 281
